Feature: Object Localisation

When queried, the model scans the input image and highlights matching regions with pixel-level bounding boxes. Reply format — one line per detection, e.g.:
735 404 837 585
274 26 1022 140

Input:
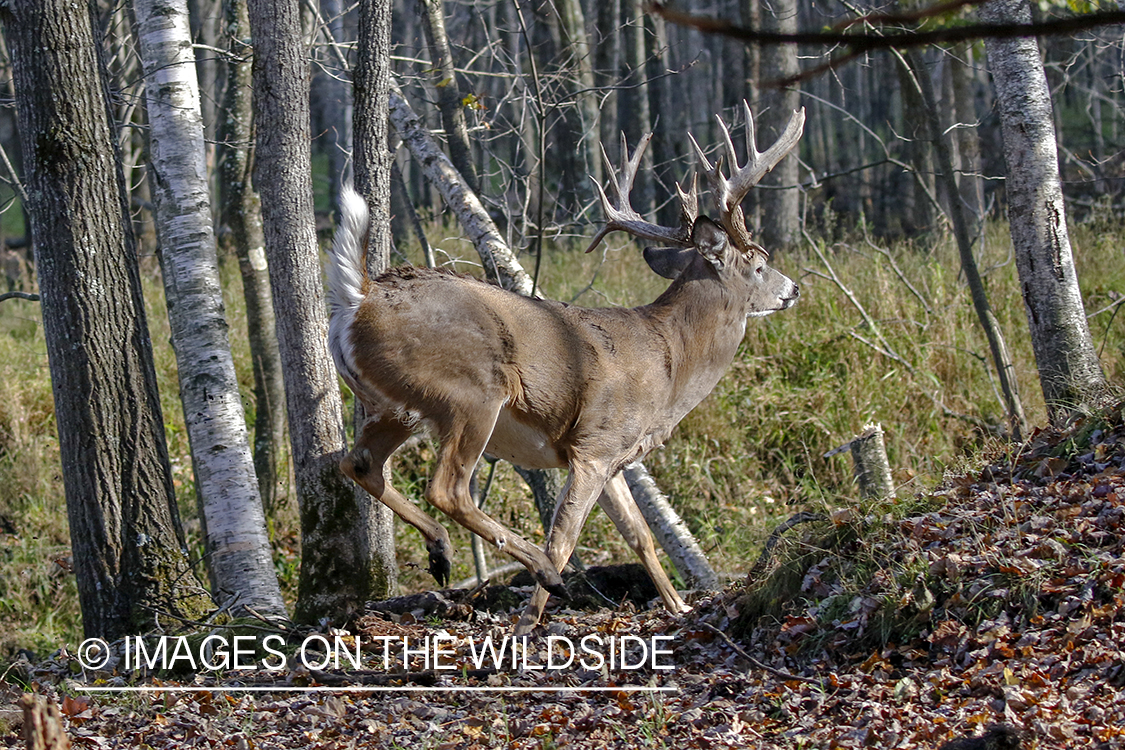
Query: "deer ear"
643 246 695 279
691 216 729 269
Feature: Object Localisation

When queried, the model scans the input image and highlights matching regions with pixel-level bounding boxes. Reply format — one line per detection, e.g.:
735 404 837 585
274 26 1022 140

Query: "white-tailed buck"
328 104 804 635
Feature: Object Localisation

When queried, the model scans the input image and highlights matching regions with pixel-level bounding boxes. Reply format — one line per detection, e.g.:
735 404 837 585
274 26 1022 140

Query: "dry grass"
0 214 1122 654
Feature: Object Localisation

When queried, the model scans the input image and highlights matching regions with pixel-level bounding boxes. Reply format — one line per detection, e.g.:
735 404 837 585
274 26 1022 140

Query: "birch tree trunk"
249 0 387 622
134 0 286 618
218 0 289 517
982 0 1111 421
2 0 213 639
388 81 534 296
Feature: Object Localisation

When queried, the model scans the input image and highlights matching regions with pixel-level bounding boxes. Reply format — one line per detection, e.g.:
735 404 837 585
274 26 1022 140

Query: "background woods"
0 0 1123 650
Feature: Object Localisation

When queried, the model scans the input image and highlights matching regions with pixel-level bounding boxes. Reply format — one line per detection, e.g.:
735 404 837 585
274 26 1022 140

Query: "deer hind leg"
426 401 565 597
514 460 615 636
597 473 691 615
341 414 455 586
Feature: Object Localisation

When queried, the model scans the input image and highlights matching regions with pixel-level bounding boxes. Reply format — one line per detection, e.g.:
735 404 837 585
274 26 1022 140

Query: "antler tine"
586 132 693 253
693 103 807 253
675 173 698 230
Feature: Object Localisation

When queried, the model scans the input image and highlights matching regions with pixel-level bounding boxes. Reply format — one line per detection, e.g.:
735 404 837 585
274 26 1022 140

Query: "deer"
327 103 805 635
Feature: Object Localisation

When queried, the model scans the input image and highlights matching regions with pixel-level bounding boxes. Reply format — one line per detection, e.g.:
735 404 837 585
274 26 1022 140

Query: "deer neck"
646 265 748 417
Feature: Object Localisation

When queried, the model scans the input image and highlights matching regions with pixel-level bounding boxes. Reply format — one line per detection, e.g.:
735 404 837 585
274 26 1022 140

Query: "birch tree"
1 0 213 639
217 0 289 516
134 0 286 618
982 0 1111 420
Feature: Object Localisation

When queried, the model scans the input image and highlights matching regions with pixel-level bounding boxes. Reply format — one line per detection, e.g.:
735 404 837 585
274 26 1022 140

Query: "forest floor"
3 405 1125 749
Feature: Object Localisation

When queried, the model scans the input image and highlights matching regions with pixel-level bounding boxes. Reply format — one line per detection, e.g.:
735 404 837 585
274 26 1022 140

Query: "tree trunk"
248 0 386 623
555 0 602 205
950 42 985 223
901 49 1028 439
417 0 479 193
757 0 801 250
982 0 1111 421
2 0 213 639
349 0 400 599
623 463 719 589
135 0 286 618
218 0 289 517
321 0 352 205
388 81 534 295
621 0 655 220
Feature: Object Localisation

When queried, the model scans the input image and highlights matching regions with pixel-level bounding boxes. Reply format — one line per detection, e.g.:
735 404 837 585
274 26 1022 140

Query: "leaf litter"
4 405 1125 748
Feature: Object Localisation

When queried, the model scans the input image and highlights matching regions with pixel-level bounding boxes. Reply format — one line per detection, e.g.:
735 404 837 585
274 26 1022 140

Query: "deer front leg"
597 473 691 615
341 416 454 586
514 461 614 636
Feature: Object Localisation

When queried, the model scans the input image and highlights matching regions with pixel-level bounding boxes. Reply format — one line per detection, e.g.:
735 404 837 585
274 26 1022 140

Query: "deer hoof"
340 448 371 480
427 540 452 587
535 570 567 599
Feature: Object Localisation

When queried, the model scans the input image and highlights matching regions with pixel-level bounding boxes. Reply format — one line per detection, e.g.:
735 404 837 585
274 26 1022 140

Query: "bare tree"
134 0 286 617
248 0 387 622
982 0 1111 420
217 0 289 516
349 0 400 598
417 0 479 192
899 48 1027 438
2 0 213 639
757 0 801 249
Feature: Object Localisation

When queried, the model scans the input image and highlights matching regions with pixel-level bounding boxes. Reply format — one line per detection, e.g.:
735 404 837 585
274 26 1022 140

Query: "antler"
585 133 698 253
689 102 806 254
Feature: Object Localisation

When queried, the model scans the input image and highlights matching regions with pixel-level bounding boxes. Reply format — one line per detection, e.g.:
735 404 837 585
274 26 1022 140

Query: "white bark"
623 463 720 589
135 0 286 618
982 0 1109 419
388 81 534 296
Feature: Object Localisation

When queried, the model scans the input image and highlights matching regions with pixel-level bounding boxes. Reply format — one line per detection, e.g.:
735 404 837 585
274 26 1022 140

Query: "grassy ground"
0 214 1122 658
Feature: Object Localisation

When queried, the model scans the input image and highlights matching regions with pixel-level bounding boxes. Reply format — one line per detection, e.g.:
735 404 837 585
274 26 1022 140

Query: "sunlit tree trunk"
982 0 1110 421
135 0 286 617
248 0 385 622
2 0 213 639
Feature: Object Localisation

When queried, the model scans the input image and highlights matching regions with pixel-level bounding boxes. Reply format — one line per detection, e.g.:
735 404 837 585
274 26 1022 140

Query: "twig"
698 623 823 685
0 291 39 303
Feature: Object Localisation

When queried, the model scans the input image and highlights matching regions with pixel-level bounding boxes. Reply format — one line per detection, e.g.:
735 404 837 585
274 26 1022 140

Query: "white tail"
328 105 804 635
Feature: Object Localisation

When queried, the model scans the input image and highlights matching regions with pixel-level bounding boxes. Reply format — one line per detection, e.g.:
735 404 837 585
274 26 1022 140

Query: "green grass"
1 212 1123 656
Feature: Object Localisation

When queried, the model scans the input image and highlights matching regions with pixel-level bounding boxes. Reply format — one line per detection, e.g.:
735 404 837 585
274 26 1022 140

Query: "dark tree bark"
218 0 289 517
349 0 400 599
982 0 1111 421
248 0 386 623
2 0 212 639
